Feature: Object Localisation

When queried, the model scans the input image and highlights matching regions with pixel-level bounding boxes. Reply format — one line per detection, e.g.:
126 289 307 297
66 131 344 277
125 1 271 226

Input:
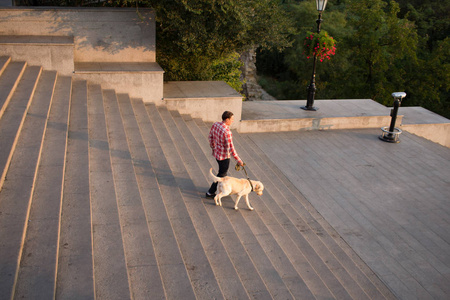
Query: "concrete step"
144 102 226 299
0 60 27 119
236 134 398 298
0 70 57 299
231 131 393 300
0 56 11 75
115 94 166 299
243 130 398 300
0 65 42 189
183 115 316 299
14 75 72 299
168 109 301 299
230 135 371 299
188 116 395 299
187 117 339 299
129 99 198 299
87 84 130 299
103 90 165 299
158 106 275 299
0 58 401 299
56 80 94 299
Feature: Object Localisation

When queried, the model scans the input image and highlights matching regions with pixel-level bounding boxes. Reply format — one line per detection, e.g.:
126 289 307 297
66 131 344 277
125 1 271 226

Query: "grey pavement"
1 52 449 298
242 99 450 125
246 127 450 300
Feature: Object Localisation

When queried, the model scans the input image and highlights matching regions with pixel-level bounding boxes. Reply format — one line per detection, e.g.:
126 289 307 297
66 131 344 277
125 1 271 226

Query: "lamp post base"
300 105 319 111
379 127 402 143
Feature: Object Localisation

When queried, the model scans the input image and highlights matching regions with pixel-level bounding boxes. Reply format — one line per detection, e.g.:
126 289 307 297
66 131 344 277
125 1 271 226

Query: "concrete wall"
239 115 401 133
163 81 243 129
402 123 450 148
165 97 243 130
0 35 74 75
76 68 164 103
0 7 156 63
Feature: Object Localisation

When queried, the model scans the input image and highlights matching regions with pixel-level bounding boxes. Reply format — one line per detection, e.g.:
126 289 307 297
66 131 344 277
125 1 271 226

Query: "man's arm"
225 130 243 165
208 124 215 149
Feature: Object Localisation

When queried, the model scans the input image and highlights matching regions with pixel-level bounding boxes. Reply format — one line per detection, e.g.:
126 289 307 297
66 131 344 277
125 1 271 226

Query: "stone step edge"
56 79 94 299
0 70 58 299
14 74 72 299
0 66 42 190
0 61 27 119
0 56 11 76
147 103 243 299
129 99 200 299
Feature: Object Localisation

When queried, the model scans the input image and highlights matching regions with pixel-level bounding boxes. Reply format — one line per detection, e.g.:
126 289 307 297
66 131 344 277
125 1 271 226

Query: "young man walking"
206 111 244 198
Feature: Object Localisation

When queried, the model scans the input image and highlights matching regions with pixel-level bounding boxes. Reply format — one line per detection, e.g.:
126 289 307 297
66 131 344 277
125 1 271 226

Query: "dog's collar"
247 179 254 191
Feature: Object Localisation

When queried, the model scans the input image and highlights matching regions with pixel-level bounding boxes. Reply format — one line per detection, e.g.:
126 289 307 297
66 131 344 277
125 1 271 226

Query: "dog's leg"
245 194 254 211
214 194 222 206
234 195 242 210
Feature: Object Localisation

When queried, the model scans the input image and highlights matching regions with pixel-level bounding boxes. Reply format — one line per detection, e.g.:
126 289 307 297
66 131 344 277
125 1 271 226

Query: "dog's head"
252 181 264 196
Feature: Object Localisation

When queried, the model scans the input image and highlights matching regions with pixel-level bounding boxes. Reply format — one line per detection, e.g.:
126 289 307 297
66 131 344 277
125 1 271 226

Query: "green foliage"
148 0 295 90
343 0 418 103
18 0 294 94
208 52 245 92
257 0 449 118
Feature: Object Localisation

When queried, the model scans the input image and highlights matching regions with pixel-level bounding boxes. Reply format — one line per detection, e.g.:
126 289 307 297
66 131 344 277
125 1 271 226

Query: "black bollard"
379 92 406 143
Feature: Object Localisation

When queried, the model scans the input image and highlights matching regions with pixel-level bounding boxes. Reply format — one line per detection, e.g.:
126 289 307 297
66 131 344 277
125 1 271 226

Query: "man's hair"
222 111 234 121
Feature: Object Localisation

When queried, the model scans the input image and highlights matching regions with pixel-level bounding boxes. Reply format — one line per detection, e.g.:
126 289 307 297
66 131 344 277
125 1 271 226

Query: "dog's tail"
210 168 224 182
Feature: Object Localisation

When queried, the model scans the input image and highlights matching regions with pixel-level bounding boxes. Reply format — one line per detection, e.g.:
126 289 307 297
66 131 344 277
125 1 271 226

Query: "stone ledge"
74 62 164 73
239 115 399 133
0 35 74 45
0 36 74 75
163 81 243 129
73 62 164 103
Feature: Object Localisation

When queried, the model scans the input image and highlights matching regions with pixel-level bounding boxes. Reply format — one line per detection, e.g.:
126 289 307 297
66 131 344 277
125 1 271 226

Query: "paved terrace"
239 100 450 299
0 53 449 298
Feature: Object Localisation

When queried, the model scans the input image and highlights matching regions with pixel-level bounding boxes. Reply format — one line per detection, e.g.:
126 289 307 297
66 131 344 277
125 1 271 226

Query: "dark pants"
208 158 230 194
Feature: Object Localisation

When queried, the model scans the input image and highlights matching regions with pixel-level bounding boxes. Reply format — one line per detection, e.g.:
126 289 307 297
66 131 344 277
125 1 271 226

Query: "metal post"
301 13 323 111
388 99 400 134
379 92 406 143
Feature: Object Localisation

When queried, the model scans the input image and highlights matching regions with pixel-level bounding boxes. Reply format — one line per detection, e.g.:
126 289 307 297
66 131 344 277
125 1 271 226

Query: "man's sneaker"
205 192 215 198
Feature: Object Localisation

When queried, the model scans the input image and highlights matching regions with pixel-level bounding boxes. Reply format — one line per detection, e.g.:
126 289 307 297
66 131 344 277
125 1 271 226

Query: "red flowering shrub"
303 30 336 62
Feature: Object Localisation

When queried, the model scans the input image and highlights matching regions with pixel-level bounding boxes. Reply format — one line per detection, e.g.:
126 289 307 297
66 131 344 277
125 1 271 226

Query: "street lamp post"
301 0 328 111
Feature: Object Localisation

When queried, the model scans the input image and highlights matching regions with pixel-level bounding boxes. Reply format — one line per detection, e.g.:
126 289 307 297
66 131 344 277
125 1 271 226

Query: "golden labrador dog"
209 168 264 211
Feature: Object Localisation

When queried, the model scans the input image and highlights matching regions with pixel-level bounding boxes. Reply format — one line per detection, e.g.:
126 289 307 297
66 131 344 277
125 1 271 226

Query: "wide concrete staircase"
0 56 396 299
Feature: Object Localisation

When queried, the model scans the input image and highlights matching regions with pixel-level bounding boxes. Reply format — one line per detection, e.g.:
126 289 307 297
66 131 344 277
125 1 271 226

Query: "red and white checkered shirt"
208 121 243 164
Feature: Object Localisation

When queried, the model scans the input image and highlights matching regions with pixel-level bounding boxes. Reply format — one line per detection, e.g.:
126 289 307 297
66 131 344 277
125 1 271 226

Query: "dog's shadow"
203 196 236 210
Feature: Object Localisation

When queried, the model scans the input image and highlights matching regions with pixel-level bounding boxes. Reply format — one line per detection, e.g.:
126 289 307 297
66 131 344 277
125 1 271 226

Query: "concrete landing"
242 99 390 120
240 99 450 147
240 99 396 133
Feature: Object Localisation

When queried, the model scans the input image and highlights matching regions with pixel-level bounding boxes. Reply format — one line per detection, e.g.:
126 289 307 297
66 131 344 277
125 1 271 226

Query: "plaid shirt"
208 121 243 164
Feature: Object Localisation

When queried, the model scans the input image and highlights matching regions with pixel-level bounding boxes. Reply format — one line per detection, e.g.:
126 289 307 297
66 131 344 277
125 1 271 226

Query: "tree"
342 0 418 104
147 0 294 85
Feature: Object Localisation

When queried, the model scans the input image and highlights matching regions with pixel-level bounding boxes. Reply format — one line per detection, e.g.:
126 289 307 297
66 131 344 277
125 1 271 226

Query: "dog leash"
235 163 254 191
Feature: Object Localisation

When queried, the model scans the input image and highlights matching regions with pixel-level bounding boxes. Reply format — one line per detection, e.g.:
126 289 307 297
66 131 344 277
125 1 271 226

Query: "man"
206 111 244 198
